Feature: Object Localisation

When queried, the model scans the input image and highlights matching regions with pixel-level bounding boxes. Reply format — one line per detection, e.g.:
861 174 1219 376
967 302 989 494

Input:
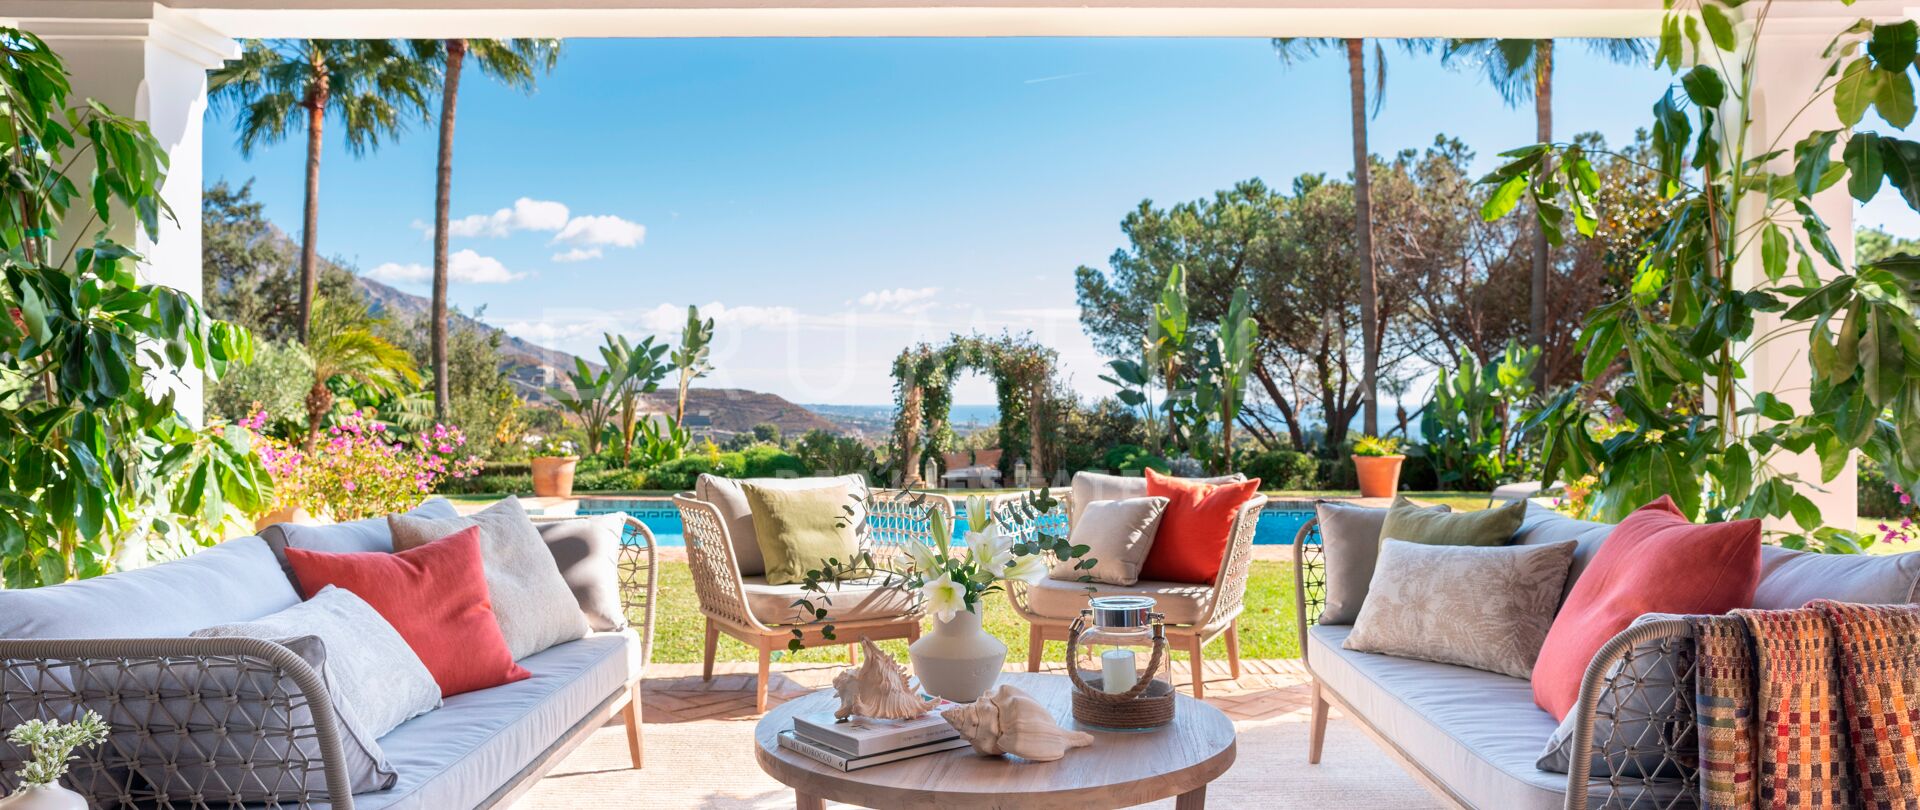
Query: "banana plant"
672 305 715 425
547 357 615 457
600 333 671 465
1213 289 1259 472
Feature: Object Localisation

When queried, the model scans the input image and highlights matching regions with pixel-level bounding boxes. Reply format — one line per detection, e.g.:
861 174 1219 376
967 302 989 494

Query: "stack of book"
777 705 970 771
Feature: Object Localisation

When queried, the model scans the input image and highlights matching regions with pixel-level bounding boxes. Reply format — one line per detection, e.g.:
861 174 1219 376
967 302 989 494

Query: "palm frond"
1271 37 1340 66
468 39 563 91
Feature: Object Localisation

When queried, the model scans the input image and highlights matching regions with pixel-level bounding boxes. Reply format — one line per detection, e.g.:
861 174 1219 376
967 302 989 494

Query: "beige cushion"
1068 471 1244 528
740 576 917 625
1344 539 1577 679
1050 496 1169 586
1022 576 1214 626
695 474 870 576
1316 499 1451 625
389 495 590 660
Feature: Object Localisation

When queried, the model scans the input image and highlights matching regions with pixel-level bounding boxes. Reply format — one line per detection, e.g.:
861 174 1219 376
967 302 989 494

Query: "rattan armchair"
672 489 947 712
1005 492 1265 698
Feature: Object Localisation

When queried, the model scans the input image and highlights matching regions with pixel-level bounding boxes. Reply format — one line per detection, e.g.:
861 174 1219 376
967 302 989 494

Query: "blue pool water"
575 498 1315 548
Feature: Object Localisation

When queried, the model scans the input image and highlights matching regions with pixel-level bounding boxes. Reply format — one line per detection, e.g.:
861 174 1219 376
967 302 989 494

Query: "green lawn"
643 559 1303 665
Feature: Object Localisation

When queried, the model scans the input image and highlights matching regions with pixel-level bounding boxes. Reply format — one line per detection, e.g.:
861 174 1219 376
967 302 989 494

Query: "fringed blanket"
1689 600 1920 810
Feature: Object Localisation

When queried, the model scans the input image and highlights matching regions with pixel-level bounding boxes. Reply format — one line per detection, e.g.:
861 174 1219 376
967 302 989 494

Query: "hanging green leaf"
1869 20 1919 71
1699 3 1739 51
1682 65 1727 107
1846 132 1886 200
1835 58 1880 126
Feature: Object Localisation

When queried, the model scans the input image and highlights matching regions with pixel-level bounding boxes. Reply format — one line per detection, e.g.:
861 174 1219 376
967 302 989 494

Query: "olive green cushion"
743 482 859 585
1379 495 1525 547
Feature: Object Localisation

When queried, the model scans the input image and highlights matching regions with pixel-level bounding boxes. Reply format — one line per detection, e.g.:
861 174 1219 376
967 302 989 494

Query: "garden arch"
892 333 1058 486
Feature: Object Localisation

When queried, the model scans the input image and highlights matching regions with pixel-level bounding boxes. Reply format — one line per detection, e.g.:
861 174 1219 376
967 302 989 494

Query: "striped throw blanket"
1689 601 1920 809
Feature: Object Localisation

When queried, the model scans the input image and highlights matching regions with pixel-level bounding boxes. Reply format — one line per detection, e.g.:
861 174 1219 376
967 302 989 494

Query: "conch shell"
833 639 940 721
941 684 1094 762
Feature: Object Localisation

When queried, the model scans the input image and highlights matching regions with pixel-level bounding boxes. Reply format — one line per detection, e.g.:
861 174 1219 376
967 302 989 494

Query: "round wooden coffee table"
753 672 1236 809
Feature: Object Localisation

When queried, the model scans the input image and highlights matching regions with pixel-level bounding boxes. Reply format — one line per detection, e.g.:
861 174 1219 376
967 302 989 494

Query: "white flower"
906 538 943 575
965 494 994 534
1000 553 1049 585
967 524 1012 572
921 574 968 621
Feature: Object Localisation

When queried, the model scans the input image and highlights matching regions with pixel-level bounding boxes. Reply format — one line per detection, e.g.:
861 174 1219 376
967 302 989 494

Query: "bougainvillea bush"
249 410 482 521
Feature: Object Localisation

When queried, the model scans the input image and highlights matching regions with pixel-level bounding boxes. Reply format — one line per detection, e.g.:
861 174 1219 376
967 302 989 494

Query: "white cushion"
739 576 916 625
1050 496 1169 586
1068 471 1244 527
389 495 591 661
1022 576 1213 626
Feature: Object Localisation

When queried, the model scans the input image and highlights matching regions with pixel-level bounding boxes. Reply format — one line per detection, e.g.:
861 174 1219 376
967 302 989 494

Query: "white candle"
1101 649 1137 694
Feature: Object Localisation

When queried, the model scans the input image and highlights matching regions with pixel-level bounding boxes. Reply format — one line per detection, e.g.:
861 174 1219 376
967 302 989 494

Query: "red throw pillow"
1530 496 1761 720
284 526 530 697
1136 468 1262 584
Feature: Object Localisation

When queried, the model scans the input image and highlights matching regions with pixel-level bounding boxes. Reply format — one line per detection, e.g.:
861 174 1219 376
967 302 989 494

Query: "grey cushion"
1345 540 1576 679
537 513 630 631
1308 624 1687 810
352 630 638 810
1022 576 1214 626
695 474 870 577
1752 544 1920 609
1052 496 1169 586
193 586 441 739
1314 500 1449 625
0 536 299 639
1512 502 1615 595
260 498 460 591
740 576 917 625
1068 471 1245 528
390 496 591 661
1535 613 1693 777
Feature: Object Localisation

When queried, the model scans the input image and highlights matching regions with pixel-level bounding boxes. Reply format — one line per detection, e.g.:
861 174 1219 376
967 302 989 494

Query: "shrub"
1862 457 1906 518
256 411 483 520
1240 449 1320 490
1102 444 1169 474
647 454 746 491
739 445 810 478
207 339 312 435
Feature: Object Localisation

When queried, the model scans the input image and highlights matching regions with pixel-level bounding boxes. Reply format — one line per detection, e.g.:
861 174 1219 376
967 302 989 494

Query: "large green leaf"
1881 70 1918 128
1869 20 1919 70
1846 132 1886 201
1699 3 1738 51
1835 58 1880 126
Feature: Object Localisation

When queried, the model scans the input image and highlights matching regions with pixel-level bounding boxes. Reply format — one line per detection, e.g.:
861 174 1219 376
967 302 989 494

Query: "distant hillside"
645 388 842 438
353 275 583 403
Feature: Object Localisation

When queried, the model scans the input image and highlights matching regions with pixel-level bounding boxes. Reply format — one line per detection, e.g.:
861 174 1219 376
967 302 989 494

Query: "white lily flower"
906 538 943 575
1000 553 1050 584
921 574 968 622
967 524 1013 571
965 494 994 534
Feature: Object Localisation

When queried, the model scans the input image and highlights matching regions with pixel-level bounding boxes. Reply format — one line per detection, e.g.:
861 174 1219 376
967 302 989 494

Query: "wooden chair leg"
1027 624 1044 673
756 646 772 714
1225 620 1242 680
1187 634 1206 699
1308 681 1329 764
847 643 857 664
908 620 922 643
622 682 644 769
702 617 720 682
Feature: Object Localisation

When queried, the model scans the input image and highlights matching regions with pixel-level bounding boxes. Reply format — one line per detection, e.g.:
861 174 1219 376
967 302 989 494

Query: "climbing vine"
891 333 1059 486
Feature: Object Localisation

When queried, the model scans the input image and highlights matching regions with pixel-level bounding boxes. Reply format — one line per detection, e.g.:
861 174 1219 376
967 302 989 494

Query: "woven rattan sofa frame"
671 489 948 713
0 513 658 810
1006 493 1267 699
1290 517 1700 810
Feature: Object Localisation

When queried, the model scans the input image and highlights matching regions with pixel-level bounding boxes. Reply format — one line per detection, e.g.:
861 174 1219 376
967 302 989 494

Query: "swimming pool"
575 497 1316 547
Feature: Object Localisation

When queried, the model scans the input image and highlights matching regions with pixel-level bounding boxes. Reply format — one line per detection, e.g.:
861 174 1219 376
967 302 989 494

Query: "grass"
644 559 1303 665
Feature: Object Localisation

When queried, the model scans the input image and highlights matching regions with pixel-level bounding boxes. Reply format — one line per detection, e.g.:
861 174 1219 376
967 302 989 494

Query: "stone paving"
638 656 1319 724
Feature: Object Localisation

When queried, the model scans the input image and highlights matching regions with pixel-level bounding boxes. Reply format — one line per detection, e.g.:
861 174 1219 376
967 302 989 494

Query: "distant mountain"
352 274 582 403
652 389 843 438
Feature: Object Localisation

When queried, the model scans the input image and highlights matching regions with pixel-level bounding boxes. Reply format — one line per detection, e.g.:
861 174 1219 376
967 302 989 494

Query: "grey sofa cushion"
390 496 591 661
695 474 870 576
260 497 460 590
1535 613 1694 777
1308 624 1688 810
0 536 299 639
1314 500 1448 625
1751 544 1920 608
192 586 441 739
537 513 630 631
352 630 638 810
1512 503 1615 595
1068 471 1245 528
1345 540 1576 678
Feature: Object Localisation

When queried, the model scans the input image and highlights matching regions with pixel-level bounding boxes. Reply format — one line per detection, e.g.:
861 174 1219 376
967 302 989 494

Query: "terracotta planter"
1352 454 1406 499
532 456 579 498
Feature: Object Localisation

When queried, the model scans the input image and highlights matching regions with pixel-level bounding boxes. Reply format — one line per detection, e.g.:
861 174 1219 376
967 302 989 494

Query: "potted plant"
0 710 109 809
1351 435 1406 499
525 435 580 498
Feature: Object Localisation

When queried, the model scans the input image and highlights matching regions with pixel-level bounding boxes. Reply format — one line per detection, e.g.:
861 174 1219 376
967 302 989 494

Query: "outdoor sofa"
0 497 656 809
1293 501 1920 810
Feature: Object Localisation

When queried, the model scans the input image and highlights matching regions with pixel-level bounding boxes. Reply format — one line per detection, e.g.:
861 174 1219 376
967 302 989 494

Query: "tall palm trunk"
432 39 467 421
1345 39 1380 436
298 53 329 344
1530 40 1553 387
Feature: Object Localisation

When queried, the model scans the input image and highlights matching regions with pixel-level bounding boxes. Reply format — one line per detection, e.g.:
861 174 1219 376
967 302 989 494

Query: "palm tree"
1271 38 1433 436
1441 38 1651 385
303 296 422 450
422 38 562 421
211 40 436 344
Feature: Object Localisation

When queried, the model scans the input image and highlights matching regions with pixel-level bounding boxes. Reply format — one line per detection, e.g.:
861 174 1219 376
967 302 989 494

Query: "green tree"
1442 38 1651 385
202 179 360 341
302 296 421 450
207 339 313 433
210 40 436 343
1857 226 1920 264
421 38 560 420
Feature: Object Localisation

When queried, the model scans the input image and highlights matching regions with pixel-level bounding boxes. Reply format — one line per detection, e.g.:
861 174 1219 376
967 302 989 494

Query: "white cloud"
366 249 524 285
855 287 941 310
551 247 603 263
553 214 646 248
446 198 572 238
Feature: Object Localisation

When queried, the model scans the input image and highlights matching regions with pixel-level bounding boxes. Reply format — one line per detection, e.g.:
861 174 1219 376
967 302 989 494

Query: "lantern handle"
1066 610 1168 703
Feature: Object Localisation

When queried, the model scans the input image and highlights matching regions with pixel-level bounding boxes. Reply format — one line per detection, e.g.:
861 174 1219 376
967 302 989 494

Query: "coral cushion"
284 526 530 697
1530 496 1761 720
1137 468 1263 585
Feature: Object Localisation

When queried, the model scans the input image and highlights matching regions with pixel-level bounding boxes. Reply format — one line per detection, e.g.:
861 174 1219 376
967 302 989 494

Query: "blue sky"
206 37 1907 405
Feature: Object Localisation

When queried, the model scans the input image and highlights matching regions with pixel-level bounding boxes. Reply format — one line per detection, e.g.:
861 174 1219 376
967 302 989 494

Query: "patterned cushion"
1344 540 1576 679
1813 600 1920 807
1314 500 1449 625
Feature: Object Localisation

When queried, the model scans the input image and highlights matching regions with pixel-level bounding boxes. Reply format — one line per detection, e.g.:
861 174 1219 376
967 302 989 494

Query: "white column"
10 2 237 423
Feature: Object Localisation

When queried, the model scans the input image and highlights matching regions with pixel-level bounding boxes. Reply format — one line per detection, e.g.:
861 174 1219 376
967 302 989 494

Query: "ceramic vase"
1352 454 1406 499
909 607 1006 703
531 456 579 498
0 785 88 810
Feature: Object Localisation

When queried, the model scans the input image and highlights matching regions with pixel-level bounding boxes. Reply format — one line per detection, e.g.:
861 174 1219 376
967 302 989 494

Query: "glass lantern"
1069 596 1170 729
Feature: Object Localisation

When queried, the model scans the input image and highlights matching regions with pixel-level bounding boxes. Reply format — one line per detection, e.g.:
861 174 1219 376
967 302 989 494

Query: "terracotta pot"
1352 454 1406 499
252 504 322 533
532 456 579 498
